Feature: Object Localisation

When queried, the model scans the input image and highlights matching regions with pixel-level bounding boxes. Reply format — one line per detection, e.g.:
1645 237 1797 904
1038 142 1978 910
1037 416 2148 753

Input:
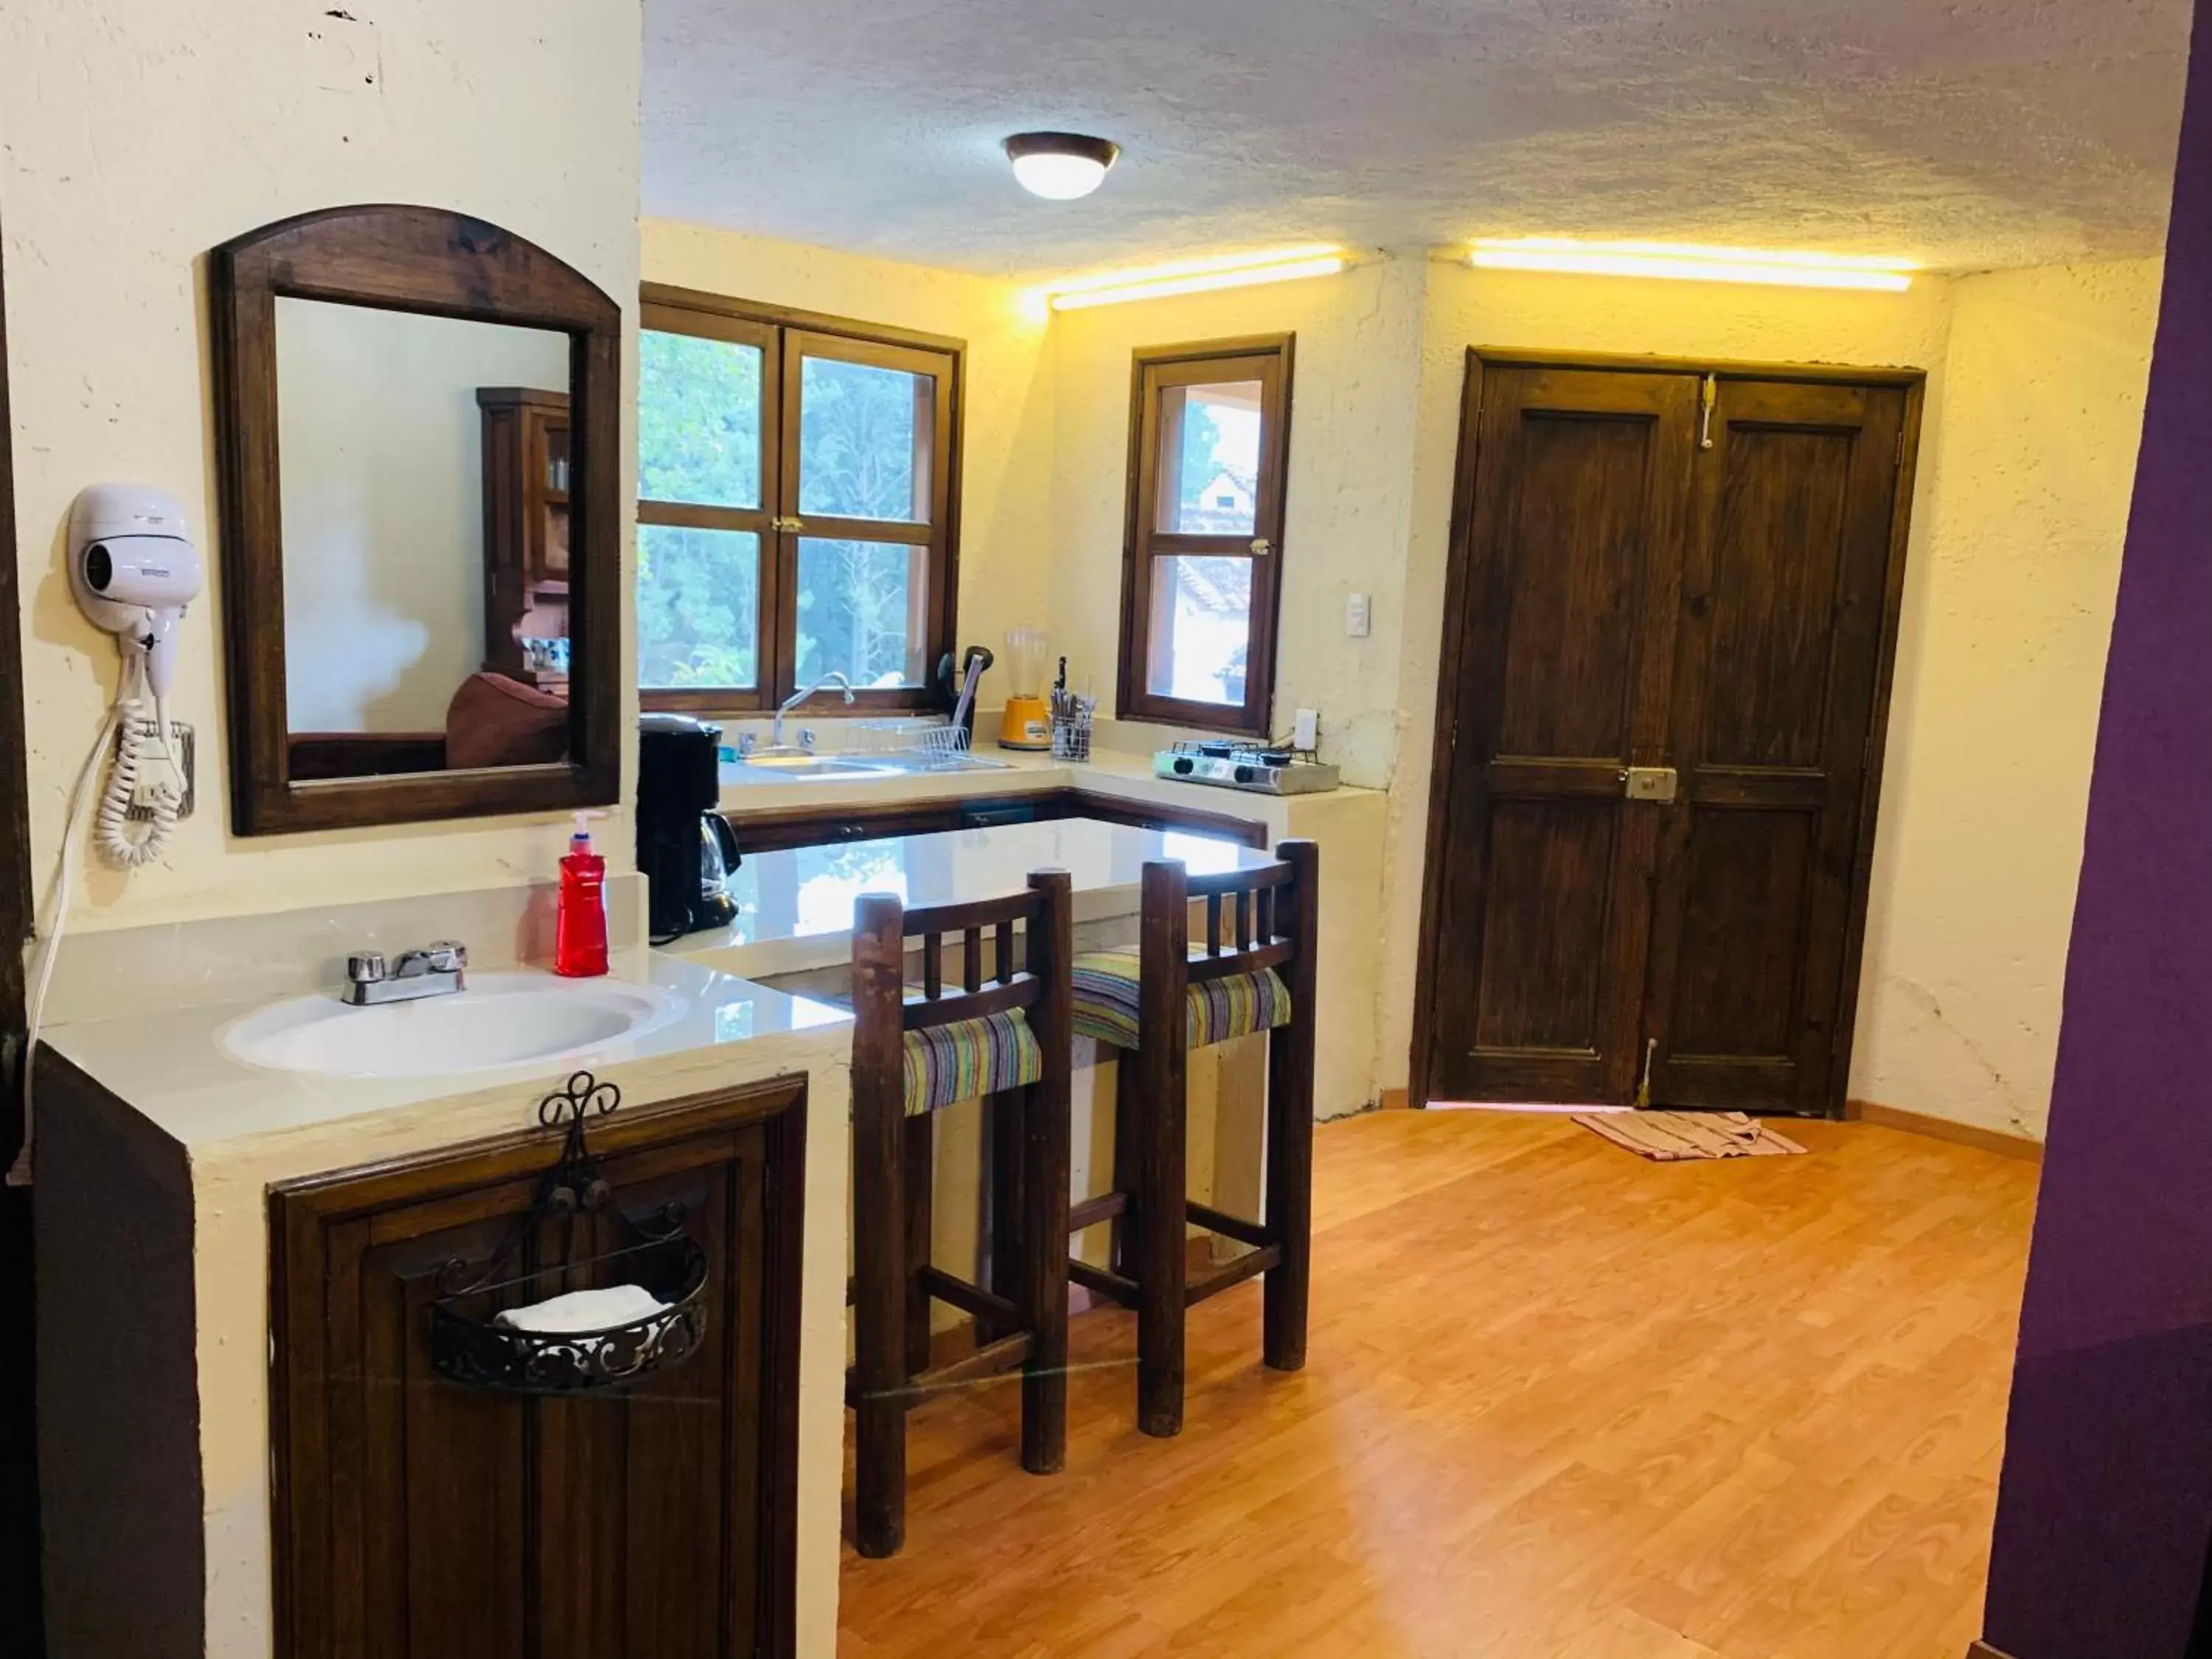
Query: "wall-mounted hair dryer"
13 486 206 1187
69 483 203 702
66 483 202 869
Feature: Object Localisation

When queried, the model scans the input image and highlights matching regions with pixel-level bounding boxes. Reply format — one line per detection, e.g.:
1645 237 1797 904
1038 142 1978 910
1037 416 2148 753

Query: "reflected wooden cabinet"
478 385 572 692
268 1077 806 1659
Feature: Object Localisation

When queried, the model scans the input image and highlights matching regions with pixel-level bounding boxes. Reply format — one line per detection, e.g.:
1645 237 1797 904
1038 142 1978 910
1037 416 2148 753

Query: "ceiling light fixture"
1043 245 1351 310
1469 237 1919 292
1004 132 1121 201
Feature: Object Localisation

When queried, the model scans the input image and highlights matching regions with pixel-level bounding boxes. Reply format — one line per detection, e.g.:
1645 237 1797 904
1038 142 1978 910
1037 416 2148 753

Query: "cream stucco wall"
1032 250 2154 1139
640 220 1058 673
1047 257 1430 785
0 0 644 933
1853 259 2160 1138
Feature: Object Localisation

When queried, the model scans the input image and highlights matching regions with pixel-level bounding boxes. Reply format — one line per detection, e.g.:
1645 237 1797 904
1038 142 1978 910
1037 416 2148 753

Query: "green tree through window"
636 297 958 709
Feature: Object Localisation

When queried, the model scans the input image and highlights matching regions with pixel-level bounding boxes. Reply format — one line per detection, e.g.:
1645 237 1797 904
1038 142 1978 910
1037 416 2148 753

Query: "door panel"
1474 799 1618 1052
1425 365 1697 1104
1643 378 1909 1113
1698 425 1854 769
1493 414 1651 757
1666 806 1813 1057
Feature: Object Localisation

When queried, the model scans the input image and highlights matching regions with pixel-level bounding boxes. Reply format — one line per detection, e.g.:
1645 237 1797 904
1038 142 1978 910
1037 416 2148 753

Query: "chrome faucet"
771 671 855 748
344 939 467 1006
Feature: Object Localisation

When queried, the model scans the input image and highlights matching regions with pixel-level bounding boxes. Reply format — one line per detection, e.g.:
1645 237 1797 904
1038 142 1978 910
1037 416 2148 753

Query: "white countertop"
661 815 1279 979
41 947 850 1155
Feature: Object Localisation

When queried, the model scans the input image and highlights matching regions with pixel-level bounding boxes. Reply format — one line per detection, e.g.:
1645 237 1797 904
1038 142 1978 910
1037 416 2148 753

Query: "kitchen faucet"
772 671 855 748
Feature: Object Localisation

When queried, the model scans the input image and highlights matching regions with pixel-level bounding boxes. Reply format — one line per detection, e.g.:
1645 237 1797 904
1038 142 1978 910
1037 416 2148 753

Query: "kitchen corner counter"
662 817 1283 981
718 741 1382 845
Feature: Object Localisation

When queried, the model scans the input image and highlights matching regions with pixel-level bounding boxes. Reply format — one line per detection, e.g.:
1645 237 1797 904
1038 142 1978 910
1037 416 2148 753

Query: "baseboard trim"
1966 1641 2018 1659
1847 1099 2043 1163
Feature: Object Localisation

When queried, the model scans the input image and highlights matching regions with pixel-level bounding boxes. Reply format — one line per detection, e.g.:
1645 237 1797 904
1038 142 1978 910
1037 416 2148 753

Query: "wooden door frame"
1408 347 1926 1115
0 205 44 1652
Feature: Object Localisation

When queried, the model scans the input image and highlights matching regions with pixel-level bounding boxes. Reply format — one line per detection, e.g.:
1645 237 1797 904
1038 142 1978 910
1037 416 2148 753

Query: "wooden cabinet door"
1419 355 1918 1113
1638 379 1911 1113
1422 364 1697 1105
271 1079 804 1659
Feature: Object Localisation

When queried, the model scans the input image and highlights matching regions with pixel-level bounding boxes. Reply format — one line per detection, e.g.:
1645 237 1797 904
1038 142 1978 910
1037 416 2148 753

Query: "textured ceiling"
643 0 2193 279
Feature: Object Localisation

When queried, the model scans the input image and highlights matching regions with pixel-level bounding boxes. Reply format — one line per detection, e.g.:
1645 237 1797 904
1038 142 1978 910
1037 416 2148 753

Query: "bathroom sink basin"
219 973 686 1080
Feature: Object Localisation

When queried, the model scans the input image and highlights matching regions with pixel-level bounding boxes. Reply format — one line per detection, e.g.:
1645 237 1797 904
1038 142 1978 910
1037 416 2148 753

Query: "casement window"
1116 334 1293 735
636 285 962 714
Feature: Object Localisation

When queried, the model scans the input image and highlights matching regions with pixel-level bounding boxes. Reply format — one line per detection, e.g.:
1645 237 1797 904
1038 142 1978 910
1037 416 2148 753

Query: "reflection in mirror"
275 298 574 780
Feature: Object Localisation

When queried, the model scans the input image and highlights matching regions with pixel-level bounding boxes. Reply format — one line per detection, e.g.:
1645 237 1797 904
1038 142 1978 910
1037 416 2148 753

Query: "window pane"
638 330 762 509
638 525 759 688
799 356 930 523
796 537 927 688
1147 555 1252 705
1158 380 1264 535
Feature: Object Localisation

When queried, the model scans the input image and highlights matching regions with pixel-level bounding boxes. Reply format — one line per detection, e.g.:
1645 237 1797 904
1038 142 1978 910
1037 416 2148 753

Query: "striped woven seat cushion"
1069 950 1293 1051
900 1008 1044 1116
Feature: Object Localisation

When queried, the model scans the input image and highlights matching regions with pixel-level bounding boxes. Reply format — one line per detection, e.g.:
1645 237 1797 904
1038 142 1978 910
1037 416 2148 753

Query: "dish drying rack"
844 717 972 758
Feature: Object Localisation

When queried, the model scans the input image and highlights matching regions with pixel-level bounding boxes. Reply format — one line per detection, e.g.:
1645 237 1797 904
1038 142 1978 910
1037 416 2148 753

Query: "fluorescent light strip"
1470 238 1917 293
1046 247 1349 311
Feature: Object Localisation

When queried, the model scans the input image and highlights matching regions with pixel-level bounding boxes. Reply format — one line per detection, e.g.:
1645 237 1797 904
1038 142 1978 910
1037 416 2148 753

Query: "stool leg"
983 1088 1026 1344
1134 1027 1188 1437
1018 1077 1069 1473
1262 1015 1314 1372
1108 1058 1139 1277
903 1111 934 1374
1265 840 1320 1373
1022 867 1074 1475
852 1092 909 1557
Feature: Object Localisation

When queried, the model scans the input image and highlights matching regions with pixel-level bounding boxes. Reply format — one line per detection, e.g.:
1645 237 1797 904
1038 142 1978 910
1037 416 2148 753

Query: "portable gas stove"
1152 740 1341 796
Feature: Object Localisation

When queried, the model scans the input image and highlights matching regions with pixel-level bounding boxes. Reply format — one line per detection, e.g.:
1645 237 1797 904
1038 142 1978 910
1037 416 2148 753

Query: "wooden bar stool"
1066 838 1318 1437
847 869 1074 1558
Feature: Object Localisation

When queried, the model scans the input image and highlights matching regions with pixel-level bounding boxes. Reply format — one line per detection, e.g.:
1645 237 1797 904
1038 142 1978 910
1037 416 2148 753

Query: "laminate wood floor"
838 1107 2039 1658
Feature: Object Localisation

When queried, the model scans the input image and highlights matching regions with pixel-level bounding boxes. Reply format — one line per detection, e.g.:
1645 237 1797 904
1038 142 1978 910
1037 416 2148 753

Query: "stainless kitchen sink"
730 749 1012 781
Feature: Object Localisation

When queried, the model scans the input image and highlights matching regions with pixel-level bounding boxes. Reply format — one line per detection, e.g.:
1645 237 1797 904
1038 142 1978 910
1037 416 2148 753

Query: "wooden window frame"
639 284 964 717
1116 333 1295 737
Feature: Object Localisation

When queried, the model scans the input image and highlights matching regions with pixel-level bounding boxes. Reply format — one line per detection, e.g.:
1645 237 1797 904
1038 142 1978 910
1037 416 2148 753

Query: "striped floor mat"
1573 1109 1809 1161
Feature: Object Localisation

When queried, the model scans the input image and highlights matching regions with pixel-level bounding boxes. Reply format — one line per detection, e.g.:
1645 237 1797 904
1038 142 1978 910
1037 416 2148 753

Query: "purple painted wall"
1979 6 2212 1656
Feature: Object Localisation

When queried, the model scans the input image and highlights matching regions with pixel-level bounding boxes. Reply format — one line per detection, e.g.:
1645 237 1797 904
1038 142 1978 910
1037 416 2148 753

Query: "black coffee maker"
637 714 741 942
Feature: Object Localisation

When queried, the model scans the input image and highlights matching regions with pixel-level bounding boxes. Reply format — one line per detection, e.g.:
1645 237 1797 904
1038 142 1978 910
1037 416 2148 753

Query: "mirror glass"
275 297 575 780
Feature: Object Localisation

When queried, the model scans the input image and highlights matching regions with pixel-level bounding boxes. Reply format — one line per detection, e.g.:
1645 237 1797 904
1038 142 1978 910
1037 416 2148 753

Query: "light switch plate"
1345 592 1371 637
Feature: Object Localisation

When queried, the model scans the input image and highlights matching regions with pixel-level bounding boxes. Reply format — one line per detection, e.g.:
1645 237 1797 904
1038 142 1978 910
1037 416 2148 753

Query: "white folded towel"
493 1283 669 1335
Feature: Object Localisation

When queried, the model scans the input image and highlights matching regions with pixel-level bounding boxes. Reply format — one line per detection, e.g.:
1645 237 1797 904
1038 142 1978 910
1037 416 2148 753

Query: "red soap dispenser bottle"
554 813 609 978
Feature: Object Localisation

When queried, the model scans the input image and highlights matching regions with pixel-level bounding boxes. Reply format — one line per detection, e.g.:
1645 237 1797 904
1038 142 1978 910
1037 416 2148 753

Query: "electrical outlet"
1345 592 1371 637
123 718 195 821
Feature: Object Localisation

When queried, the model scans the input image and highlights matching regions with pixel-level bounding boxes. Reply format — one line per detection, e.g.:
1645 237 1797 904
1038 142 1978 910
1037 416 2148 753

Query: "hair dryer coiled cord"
95 691 181 868
8 675 182 1186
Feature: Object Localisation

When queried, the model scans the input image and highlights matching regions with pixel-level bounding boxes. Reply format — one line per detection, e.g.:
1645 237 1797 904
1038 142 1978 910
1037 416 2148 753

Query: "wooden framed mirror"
211 204 621 835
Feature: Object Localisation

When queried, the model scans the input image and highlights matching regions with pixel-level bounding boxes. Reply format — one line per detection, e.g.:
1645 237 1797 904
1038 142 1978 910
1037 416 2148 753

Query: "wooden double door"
1416 353 1921 1114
